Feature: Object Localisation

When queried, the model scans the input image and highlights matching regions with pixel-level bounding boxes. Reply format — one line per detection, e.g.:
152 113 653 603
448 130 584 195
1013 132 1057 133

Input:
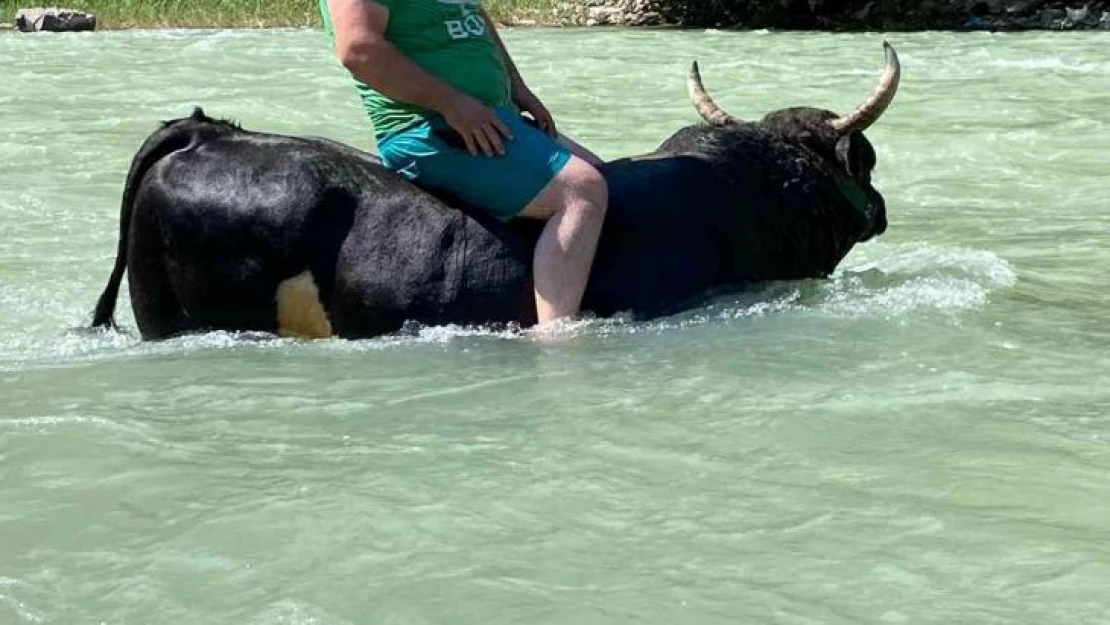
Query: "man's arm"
480 9 526 93
482 9 605 163
327 0 510 155
480 8 558 137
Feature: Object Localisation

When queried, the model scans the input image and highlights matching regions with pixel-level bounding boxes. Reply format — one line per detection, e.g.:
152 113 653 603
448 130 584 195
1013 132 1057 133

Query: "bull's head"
688 42 901 242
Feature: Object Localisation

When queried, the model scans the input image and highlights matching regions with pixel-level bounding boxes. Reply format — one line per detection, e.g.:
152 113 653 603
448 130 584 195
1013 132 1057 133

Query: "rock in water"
15 7 97 32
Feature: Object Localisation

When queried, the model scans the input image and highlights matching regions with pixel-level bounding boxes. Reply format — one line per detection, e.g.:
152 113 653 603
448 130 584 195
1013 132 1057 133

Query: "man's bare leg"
519 155 608 324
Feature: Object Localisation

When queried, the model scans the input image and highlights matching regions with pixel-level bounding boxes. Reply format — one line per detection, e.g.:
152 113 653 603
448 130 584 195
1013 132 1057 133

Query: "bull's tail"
91 109 210 329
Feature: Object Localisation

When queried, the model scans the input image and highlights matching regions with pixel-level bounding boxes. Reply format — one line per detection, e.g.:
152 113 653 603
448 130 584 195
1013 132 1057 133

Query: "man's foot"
526 317 589 344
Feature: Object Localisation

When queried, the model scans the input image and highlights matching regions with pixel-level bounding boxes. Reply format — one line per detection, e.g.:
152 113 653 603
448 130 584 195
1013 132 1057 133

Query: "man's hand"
441 93 513 157
514 85 557 138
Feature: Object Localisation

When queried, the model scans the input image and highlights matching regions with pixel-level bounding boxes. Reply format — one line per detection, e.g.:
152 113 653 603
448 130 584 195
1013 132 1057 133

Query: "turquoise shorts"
377 106 572 221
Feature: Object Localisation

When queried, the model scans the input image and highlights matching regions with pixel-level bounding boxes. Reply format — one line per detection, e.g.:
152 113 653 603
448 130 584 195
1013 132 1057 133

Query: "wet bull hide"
90 44 901 340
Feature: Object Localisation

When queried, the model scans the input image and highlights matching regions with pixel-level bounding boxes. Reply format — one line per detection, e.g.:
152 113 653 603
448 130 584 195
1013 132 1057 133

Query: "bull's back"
129 131 535 339
586 156 730 317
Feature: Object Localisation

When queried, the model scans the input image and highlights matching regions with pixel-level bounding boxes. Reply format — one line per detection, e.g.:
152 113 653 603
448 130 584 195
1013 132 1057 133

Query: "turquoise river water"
1 27 1109 624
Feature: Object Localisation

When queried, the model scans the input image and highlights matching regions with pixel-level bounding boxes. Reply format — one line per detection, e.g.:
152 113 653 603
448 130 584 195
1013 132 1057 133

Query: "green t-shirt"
320 0 513 141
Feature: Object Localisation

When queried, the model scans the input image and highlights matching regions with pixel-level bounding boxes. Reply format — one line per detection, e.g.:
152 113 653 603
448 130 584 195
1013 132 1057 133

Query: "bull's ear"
835 132 865 178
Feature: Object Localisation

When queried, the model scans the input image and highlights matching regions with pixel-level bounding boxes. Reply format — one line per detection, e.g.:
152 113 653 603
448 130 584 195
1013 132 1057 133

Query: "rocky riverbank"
6 0 1108 31
553 0 1110 30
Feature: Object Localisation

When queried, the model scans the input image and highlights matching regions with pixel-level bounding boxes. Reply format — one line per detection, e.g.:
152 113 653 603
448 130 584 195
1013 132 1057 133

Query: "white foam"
2 239 1016 361
2 414 113 429
990 57 1110 75
639 241 1016 328
842 242 1017 288
0 414 156 446
805 242 1014 319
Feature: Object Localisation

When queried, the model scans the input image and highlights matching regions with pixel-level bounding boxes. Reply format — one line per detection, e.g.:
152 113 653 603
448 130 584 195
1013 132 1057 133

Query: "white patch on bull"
275 271 332 339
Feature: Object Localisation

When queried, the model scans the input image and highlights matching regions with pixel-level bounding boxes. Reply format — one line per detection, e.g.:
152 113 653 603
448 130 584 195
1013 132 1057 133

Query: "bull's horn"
829 41 901 134
688 61 739 126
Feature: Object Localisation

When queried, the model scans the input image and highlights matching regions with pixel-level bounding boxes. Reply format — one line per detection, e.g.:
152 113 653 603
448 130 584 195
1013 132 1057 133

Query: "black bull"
91 44 901 340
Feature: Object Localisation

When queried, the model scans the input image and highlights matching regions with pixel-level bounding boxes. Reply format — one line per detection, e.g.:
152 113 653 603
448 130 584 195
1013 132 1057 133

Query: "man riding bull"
320 0 607 328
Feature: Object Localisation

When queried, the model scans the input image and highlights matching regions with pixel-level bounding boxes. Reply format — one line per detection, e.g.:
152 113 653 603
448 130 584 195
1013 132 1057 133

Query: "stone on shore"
562 0 1109 30
558 0 663 26
15 7 97 33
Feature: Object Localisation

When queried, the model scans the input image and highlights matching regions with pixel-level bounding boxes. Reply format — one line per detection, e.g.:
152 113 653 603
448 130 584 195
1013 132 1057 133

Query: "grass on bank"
0 0 565 29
